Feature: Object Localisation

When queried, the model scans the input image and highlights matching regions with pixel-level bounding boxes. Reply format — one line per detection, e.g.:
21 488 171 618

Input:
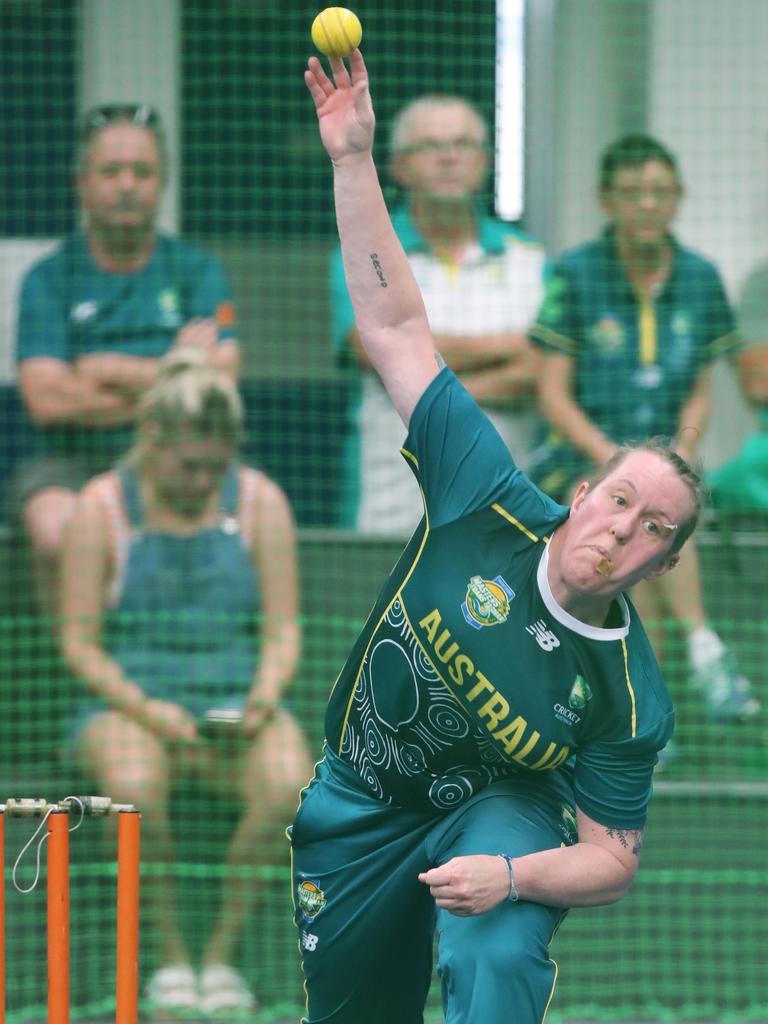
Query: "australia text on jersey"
418 607 571 771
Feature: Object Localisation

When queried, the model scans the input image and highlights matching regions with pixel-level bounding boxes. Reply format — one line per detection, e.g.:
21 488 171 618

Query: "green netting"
0 1 767 1022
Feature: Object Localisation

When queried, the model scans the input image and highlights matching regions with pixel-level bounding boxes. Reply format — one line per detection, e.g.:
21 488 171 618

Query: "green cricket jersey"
325 368 674 829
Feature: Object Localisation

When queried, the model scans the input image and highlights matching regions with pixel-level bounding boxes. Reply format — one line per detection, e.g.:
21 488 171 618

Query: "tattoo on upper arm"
369 253 388 288
605 827 644 857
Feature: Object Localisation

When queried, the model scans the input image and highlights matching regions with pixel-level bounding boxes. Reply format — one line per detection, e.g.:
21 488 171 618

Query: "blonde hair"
133 349 243 454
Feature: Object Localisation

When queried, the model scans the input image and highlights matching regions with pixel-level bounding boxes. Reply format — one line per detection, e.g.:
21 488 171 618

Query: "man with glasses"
13 104 240 611
330 94 546 534
527 133 759 727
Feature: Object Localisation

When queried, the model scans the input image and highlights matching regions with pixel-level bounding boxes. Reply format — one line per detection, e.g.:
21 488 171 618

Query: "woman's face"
150 436 233 518
600 159 682 248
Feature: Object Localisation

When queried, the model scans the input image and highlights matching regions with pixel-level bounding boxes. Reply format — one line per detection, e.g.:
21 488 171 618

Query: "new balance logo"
70 300 98 323
526 620 560 652
302 931 319 951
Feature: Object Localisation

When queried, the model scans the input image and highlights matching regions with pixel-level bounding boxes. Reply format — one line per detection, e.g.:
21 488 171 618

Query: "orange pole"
0 810 5 1024
115 811 140 1024
47 810 69 1024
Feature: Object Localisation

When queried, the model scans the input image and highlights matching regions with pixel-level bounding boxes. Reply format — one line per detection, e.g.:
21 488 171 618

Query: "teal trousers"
290 750 576 1024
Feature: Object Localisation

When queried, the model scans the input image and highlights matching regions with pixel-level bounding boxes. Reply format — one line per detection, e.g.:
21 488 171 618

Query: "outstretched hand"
304 49 375 163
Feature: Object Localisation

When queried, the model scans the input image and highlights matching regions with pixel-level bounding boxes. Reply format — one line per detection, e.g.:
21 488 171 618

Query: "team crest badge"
461 575 515 630
297 879 326 922
157 288 182 327
672 311 691 338
158 288 179 314
568 675 592 709
589 315 625 353
559 804 578 845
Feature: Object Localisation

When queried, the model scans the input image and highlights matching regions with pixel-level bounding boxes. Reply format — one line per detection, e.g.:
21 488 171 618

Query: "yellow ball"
311 7 363 59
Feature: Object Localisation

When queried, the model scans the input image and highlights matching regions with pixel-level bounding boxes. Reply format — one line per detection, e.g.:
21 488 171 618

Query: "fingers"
328 55 351 88
305 54 348 94
304 57 334 105
348 48 366 75
305 49 364 100
177 319 217 348
418 861 486 916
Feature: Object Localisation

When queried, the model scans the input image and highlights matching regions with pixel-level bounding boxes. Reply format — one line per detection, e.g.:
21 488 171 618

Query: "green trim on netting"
548 1003 768 1024
6 860 288 882
640 868 768 885
6 998 305 1024
0 610 366 631
7 863 764 885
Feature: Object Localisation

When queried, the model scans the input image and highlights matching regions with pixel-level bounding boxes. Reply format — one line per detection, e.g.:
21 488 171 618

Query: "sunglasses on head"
81 104 162 137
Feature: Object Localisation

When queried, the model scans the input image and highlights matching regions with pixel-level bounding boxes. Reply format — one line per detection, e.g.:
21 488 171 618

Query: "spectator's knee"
24 488 77 557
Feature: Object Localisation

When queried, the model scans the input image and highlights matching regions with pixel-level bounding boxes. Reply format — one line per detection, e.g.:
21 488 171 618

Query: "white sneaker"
198 964 257 1017
690 650 761 723
145 964 199 1013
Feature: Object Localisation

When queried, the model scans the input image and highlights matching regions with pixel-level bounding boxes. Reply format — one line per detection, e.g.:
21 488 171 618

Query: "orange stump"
2 798 139 1021
115 811 140 1024
47 810 70 1024
0 810 5 1024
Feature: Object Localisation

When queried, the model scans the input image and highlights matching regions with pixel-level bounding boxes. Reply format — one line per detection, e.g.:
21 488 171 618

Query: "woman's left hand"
418 855 511 916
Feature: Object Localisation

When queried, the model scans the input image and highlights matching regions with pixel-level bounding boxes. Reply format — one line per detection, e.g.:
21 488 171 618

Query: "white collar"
537 541 630 641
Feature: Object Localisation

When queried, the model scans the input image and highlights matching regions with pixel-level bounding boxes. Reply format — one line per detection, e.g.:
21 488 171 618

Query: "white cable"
11 796 84 894
11 806 53 894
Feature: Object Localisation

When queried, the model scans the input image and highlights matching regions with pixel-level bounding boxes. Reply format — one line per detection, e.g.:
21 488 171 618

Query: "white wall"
80 0 179 234
0 240 58 383
550 0 650 254
0 1 180 386
646 0 768 467
548 0 765 469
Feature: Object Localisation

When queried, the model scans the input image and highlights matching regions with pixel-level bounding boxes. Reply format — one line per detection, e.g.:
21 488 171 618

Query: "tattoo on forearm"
369 253 388 288
605 828 644 857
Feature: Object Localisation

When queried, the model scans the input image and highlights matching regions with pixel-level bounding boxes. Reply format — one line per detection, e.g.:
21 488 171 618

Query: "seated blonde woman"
59 348 312 1015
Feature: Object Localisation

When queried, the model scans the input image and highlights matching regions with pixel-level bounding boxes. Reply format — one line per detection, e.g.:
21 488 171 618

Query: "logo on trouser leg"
297 878 327 924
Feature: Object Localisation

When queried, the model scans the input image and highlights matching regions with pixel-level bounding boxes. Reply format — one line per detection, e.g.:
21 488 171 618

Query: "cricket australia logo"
526 619 560 652
461 574 515 630
568 674 592 709
297 879 326 923
554 674 592 725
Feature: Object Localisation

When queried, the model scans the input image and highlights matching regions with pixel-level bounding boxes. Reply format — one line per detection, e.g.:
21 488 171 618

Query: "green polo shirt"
527 230 738 497
324 369 673 828
17 231 237 460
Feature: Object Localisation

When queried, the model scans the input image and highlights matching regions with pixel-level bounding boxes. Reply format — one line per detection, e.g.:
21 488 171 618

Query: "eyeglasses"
611 185 680 205
80 104 162 138
399 138 486 156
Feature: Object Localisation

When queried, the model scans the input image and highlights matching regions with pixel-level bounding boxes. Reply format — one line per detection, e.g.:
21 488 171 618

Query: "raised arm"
305 50 440 426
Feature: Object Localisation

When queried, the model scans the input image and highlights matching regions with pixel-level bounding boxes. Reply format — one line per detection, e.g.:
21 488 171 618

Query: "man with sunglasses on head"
13 104 240 611
331 94 546 534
